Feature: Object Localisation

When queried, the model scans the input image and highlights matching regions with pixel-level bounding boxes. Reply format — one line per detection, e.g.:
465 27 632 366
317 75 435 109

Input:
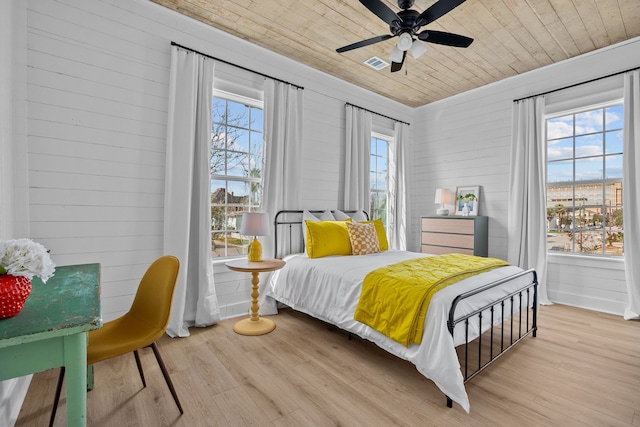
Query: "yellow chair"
49 256 183 426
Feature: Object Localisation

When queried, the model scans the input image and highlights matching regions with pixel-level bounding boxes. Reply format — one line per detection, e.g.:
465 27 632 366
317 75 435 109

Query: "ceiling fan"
336 0 473 72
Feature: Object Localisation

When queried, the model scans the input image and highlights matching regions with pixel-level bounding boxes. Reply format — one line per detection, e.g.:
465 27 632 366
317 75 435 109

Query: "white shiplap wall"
411 37 640 315
24 0 414 322
26 0 172 320
1 2 32 426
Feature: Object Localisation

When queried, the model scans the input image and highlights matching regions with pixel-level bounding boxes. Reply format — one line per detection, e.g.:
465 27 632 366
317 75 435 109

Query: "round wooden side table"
225 258 285 336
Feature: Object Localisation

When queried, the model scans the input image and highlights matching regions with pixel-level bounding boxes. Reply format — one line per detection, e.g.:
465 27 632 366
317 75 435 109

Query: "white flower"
0 239 56 283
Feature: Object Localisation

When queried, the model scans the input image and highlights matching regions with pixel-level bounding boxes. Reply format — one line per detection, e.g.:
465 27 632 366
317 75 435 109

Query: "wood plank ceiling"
150 0 640 107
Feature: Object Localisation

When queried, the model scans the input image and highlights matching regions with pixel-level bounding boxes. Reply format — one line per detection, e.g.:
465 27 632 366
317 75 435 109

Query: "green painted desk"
0 264 102 427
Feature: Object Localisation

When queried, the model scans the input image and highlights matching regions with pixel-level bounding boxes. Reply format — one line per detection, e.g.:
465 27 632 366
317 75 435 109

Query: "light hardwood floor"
17 304 640 426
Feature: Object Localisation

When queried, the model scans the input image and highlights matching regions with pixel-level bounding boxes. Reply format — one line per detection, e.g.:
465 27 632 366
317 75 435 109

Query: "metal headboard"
273 210 369 259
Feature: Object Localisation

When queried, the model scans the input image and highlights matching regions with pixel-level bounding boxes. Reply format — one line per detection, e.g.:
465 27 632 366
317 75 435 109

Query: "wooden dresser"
420 216 488 257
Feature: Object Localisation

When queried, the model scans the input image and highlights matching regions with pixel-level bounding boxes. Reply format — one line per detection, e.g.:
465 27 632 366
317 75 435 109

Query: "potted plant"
456 193 477 216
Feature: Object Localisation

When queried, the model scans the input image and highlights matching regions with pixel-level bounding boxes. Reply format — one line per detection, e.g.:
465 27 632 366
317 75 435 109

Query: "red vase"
0 275 33 319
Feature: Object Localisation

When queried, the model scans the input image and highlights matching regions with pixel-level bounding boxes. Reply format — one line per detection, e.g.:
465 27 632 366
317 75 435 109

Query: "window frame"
210 89 265 259
545 99 624 257
370 131 391 229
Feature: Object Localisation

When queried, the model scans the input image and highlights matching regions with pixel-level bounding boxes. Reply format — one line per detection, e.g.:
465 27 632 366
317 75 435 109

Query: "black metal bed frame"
445 268 538 407
273 210 538 409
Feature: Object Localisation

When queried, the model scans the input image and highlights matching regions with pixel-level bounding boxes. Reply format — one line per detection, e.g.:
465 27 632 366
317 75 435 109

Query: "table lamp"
434 188 451 216
240 212 270 262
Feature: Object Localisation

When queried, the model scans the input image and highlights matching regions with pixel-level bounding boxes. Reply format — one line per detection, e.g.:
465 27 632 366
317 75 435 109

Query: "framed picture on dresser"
455 186 480 216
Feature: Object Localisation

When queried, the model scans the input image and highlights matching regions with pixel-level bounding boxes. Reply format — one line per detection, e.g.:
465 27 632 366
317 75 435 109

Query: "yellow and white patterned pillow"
346 222 380 255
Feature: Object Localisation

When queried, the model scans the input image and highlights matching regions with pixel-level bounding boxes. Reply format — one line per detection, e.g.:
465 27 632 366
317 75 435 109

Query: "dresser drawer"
421 245 474 256
421 217 475 234
421 232 475 249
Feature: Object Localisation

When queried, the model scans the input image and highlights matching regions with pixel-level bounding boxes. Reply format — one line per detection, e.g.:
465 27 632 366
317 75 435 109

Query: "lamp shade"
434 188 452 204
240 212 270 237
434 188 451 216
410 40 427 59
389 46 403 63
397 32 413 51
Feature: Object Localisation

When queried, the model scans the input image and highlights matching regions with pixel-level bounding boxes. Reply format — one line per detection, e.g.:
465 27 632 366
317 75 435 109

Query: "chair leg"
133 349 146 388
87 364 94 391
49 367 65 427
150 342 184 414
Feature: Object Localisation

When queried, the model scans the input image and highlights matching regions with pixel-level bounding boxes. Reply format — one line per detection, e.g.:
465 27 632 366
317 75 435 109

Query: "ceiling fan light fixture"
396 32 413 51
389 46 404 63
410 40 427 59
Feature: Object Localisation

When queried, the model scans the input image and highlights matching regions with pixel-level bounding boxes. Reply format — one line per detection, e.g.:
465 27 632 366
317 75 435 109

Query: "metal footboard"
445 268 538 408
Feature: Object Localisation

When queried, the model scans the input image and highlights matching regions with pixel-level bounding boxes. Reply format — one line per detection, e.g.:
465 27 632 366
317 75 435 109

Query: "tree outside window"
210 95 264 257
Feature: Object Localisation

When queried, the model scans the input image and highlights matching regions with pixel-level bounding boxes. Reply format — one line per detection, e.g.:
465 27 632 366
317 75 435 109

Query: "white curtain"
0 1 28 240
164 46 220 337
623 70 640 320
259 79 303 315
0 26 14 238
0 6 32 422
388 121 407 250
262 79 303 259
344 105 372 211
508 96 551 304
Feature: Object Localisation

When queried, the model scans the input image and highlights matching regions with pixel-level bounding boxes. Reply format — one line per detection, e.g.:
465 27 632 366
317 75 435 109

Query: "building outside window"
210 93 264 257
370 134 390 228
546 101 624 256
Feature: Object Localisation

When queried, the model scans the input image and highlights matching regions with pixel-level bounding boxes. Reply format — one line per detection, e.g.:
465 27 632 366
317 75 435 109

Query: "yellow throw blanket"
354 253 509 346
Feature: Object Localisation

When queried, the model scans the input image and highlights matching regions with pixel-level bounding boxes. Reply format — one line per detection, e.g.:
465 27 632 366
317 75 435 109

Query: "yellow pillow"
363 218 389 251
305 220 352 258
346 222 380 255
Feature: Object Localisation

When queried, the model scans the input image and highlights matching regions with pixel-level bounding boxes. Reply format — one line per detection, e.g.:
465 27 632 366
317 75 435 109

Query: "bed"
263 210 538 412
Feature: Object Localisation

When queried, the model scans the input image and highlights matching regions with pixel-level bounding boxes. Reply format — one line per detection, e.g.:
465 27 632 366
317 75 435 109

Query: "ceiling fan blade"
390 51 406 73
359 0 401 27
416 0 466 27
336 34 394 53
417 30 473 48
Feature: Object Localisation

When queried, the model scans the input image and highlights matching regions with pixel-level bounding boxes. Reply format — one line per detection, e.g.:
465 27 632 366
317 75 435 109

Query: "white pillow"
351 210 368 223
302 210 335 252
332 209 350 220
334 209 368 222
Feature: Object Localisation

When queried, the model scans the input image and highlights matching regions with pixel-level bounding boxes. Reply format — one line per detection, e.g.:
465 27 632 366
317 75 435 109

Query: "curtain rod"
171 41 304 90
345 102 410 126
513 65 640 103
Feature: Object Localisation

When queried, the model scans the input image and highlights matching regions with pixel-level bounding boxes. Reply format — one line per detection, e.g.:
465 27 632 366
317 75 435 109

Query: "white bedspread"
264 250 531 413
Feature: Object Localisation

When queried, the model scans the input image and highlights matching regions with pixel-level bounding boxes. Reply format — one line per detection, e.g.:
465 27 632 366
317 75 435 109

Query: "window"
370 134 390 227
546 102 624 256
210 93 264 258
